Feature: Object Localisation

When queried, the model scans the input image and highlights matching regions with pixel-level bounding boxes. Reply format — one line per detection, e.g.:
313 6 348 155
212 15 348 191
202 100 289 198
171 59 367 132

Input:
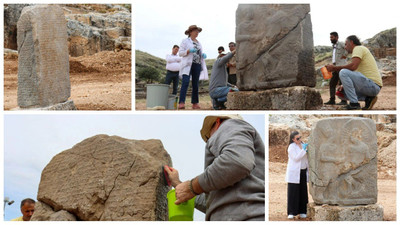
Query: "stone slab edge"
226 86 322 110
308 202 384 221
11 100 76 111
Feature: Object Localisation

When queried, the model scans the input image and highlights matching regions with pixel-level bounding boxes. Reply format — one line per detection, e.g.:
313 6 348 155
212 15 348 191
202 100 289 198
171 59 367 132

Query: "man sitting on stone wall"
164 114 265 221
11 198 35 221
209 49 238 110
326 35 383 110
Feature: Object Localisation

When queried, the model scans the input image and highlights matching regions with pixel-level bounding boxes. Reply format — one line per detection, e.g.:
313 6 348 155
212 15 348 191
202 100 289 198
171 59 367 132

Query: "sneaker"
336 100 347 105
299 214 307 218
287 215 294 219
192 103 201 109
217 101 227 110
324 99 336 105
342 102 361 110
363 96 378 110
178 103 185 109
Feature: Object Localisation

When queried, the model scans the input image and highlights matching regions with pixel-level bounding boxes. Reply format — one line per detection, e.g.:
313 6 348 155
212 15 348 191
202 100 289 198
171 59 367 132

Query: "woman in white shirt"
285 131 309 219
178 25 208 110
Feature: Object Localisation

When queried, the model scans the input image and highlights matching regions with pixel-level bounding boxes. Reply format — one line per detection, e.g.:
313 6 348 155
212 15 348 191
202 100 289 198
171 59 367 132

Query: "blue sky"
4 114 265 221
135 0 399 59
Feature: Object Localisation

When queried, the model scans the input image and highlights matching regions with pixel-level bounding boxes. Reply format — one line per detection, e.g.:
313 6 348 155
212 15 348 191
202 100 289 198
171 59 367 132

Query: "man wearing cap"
164 115 265 221
11 198 35 221
326 35 383 110
209 49 238 110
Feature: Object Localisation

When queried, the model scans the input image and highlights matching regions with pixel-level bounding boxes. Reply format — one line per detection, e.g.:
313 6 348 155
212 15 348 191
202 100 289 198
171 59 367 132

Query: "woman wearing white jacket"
178 25 208 109
285 131 309 219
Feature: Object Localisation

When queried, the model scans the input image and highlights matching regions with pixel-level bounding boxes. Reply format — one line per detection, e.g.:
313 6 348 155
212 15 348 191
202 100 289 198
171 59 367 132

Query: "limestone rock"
308 203 384 221
66 11 131 56
31 201 76 221
226 86 322 110
17 5 71 108
35 135 172 221
308 117 378 205
4 4 30 50
236 4 315 90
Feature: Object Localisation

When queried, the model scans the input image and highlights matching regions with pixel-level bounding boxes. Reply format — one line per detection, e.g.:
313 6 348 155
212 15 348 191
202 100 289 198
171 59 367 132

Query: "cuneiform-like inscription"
17 4 70 108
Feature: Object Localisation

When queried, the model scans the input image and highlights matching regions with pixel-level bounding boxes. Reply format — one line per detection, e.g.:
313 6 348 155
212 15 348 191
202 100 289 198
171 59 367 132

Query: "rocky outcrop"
308 117 378 205
236 4 315 91
227 86 322 110
4 4 131 56
17 5 72 109
365 28 396 58
66 11 131 56
31 135 172 221
4 4 30 49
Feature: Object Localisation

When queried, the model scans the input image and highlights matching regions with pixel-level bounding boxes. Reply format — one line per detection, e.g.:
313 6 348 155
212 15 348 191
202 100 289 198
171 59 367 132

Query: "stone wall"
31 135 172 221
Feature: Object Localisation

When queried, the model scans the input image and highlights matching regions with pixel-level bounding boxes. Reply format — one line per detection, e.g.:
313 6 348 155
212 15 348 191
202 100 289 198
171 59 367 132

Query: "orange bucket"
321 66 332 80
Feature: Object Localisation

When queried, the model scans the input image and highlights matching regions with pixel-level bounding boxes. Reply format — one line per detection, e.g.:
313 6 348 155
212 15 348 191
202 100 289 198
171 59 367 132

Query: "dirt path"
4 50 131 110
269 162 396 221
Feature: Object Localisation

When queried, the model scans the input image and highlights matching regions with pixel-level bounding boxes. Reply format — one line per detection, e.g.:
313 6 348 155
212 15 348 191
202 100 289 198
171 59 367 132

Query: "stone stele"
236 4 315 91
17 5 71 108
308 117 378 205
31 135 172 221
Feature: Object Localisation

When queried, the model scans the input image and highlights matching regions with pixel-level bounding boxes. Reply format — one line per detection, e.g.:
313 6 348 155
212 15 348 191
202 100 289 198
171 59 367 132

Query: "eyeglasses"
296 136 301 141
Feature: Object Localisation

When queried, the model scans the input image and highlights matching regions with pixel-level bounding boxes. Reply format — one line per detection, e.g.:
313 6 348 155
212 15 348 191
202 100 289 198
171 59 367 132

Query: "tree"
137 67 160 84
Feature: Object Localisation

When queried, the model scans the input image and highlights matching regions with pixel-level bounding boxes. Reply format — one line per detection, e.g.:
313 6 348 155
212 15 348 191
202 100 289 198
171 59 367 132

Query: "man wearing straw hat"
164 114 265 221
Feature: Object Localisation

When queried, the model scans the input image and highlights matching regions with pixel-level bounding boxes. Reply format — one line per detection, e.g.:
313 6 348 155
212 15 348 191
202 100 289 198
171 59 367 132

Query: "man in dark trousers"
324 32 348 105
327 35 383 110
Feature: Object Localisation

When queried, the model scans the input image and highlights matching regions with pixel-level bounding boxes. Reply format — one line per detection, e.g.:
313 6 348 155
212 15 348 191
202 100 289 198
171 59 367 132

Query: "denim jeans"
210 86 231 102
179 63 201 104
339 69 381 103
165 70 179 95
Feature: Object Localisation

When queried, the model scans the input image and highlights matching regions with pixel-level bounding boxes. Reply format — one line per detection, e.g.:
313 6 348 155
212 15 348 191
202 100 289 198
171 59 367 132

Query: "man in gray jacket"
325 32 348 105
164 114 265 221
209 50 238 110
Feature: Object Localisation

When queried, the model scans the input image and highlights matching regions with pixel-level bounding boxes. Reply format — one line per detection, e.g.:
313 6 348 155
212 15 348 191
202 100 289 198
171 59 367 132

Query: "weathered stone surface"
35 135 172 221
17 5 71 108
236 4 315 90
308 203 384 221
308 117 378 205
226 86 322 110
31 201 76 221
66 11 131 56
5 4 131 55
4 4 30 50
12 100 76 111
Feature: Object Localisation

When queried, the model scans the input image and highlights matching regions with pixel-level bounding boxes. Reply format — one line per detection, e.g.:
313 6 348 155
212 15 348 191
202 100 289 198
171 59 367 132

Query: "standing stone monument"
31 135 172 221
227 4 322 110
307 117 383 221
17 4 75 110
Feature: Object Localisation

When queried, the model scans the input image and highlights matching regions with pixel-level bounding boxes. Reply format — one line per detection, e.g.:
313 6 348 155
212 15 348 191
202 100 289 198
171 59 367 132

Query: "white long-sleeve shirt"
285 142 309 184
165 54 181 72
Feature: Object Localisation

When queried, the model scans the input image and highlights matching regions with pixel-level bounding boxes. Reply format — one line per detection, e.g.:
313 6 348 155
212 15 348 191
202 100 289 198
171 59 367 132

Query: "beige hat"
200 114 244 142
